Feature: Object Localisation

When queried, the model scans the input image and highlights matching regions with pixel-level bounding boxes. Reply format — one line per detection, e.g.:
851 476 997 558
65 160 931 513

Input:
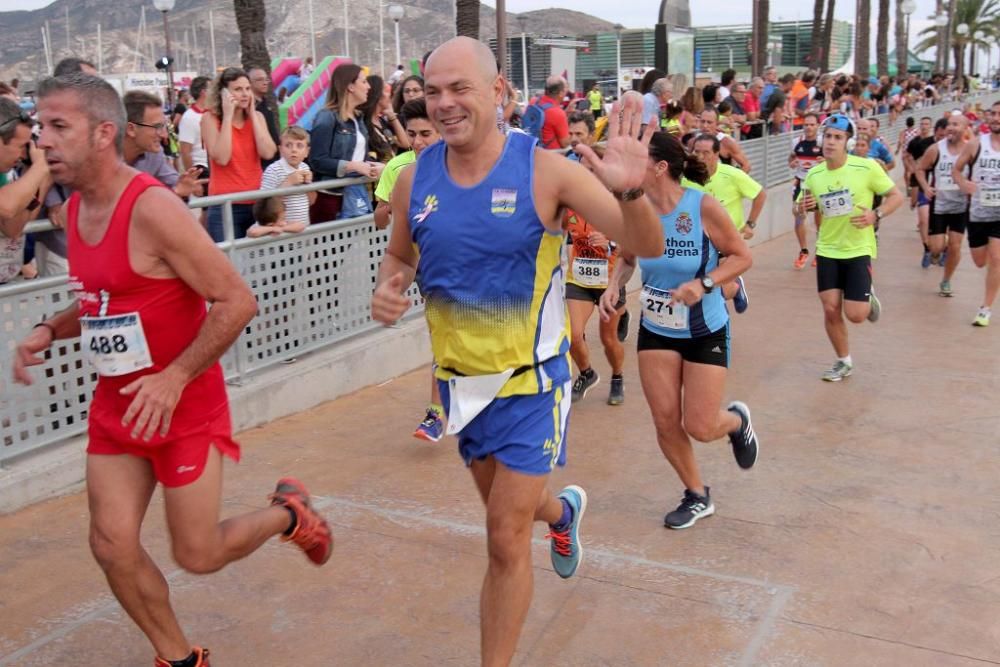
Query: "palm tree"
895 0 907 77
809 0 825 67
914 0 1000 79
855 0 871 77
877 0 891 75
821 0 836 71
233 0 272 74
456 0 480 39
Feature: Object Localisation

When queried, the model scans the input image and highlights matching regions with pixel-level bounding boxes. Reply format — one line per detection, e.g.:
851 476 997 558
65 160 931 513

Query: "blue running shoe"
413 409 445 442
733 276 749 314
546 485 587 579
921 251 932 268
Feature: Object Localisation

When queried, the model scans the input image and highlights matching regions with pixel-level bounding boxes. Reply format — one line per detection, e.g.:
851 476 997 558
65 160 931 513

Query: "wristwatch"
746 220 757 229
700 275 716 293
612 188 645 202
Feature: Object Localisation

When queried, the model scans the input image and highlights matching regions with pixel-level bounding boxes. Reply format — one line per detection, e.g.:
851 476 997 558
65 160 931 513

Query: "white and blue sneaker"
546 485 587 579
733 276 749 314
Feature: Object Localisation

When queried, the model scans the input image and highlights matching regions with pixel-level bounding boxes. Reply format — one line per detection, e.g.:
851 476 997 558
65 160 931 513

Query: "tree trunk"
455 0 480 39
876 0 890 76
855 0 871 78
895 0 907 77
756 0 770 73
954 43 964 82
821 0 836 71
233 0 271 75
809 0 825 67
934 0 944 71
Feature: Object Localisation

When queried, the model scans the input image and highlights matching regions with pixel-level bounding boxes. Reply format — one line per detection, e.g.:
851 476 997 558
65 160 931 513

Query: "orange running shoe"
154 646 210 667
269 477 334 565
793 251 809 270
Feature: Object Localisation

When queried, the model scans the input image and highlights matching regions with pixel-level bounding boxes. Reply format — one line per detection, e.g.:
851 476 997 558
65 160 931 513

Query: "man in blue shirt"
858 118 895 170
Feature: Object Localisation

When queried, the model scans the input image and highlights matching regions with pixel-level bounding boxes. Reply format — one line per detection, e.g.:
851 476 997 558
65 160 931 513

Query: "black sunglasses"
0 109 33 133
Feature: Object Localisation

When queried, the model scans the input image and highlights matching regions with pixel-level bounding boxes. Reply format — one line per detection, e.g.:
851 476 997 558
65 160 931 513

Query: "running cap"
823 114 854 135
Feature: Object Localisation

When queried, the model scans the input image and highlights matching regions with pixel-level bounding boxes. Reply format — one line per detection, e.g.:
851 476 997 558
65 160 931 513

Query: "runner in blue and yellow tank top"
371 41 665 666
602 131 759 531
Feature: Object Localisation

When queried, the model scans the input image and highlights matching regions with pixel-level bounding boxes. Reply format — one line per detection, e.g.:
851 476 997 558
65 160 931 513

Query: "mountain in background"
0 0 615 83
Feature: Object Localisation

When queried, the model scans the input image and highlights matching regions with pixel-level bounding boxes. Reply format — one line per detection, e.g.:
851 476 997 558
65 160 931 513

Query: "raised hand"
575 93 656 193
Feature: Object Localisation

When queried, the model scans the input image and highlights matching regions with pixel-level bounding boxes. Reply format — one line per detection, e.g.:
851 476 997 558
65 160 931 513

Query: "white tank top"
933 139 968 215
970 133 1000 222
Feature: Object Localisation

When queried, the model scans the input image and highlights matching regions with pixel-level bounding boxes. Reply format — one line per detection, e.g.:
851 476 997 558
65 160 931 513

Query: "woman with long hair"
391 74 424 115
600 132 757 530
200 66 277 241
362 74 410 164
309 63 383 222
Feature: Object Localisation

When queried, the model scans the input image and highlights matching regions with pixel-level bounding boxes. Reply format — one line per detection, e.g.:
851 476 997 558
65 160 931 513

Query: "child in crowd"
247 197 306 237
261 125 316 225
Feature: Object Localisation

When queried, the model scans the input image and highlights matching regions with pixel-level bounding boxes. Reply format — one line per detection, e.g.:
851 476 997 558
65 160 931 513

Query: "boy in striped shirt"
260 125 315 225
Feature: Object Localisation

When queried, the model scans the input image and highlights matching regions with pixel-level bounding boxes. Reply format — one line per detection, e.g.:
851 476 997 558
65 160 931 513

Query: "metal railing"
4 91 1000 463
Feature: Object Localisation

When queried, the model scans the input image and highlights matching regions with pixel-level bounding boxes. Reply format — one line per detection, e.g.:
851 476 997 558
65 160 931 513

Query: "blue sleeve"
308 110 346 178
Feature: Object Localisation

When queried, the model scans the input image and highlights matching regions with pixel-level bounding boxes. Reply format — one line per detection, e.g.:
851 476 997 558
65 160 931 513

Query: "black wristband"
33 321 56 341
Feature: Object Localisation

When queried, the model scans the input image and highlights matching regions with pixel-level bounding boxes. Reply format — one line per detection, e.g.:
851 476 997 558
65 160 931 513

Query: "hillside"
0 0 615 82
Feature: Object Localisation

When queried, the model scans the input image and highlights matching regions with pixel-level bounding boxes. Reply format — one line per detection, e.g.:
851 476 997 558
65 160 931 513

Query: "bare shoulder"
132 185 204 245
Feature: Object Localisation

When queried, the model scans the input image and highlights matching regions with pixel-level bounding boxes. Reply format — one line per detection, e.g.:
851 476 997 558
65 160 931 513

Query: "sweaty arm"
371 165 419 325
701 196 752 285
723 137 751 172
538 149 663 258
953 140 980 195
747 188 767 224
914 144 939 197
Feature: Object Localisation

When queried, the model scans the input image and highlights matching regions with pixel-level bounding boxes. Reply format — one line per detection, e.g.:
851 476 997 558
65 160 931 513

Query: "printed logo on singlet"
176 465 198 474
68 276 100 305
490 188 517 218
413 194 438 224
675 212 693 235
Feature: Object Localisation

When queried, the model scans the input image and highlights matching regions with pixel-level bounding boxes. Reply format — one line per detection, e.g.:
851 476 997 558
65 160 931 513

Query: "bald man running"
371 38 663 667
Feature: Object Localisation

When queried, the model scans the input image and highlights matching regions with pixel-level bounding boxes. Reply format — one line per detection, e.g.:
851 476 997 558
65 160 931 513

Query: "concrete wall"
0 179 798 514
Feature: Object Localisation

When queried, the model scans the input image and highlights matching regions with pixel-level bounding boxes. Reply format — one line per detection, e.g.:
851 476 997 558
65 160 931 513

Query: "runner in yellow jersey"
797 114 904 381
689 134 766 314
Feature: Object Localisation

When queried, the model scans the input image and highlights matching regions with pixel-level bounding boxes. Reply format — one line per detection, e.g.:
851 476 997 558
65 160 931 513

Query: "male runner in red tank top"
12 73 333 667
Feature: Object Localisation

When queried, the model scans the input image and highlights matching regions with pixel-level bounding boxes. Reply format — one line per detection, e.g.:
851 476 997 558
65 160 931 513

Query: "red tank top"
68 172 228 439
208 113 263 202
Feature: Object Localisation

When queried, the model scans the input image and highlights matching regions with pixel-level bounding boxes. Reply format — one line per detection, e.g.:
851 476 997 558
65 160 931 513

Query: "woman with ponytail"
599 131 758 531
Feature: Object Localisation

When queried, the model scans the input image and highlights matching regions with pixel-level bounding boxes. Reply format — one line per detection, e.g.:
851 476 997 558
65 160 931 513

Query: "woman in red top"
201 67 276 241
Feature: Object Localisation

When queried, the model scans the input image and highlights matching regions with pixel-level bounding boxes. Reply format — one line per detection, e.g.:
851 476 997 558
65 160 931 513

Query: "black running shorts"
967 221 1000 248
929 211 968 236
816 255 872 302
566 282 626 309
637 324 729 368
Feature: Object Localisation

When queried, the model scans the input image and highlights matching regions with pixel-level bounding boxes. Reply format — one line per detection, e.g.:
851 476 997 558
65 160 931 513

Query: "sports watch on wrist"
746 220 757 229
700 276 716 293
612 188 645 201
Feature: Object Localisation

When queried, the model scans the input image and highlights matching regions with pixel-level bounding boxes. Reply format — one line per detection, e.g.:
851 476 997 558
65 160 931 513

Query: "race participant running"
915 112 970 297
372 98 448 441
370 39 664 666
13 73 332 667
797 114 904 381
601 131 757 530
954 100 1000 327
789 112 824 269
904 117 936 267
686 107 751 172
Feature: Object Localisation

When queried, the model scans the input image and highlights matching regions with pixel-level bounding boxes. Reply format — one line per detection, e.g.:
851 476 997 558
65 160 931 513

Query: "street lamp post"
974 30 985 76
388 4 405 69
517 15 529 99
614 24 624 97
900 0 916 75
378 0 385 75
152 0 175 106
934 13 949 71
957 23 970 80
307 0 317 64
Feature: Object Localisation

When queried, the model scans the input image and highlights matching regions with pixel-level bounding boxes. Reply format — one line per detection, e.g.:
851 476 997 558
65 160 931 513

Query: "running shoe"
269 478 333 565
821 360 853 382
939 280 953 297
939 250 948 267
571 370 600 403
546 485 587 578
155 647 210 667
733 276 749 314
413 409 444 442
921 250 932 268
664 488 714 529
793 250 809 270
617 309 631 342
973 308 992 327
867 289 881 323
929 252 942 266
726 401 759 469
607 376 624 406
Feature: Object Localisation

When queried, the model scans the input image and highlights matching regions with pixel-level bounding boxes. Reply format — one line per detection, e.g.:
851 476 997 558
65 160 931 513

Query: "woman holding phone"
201 67 277 241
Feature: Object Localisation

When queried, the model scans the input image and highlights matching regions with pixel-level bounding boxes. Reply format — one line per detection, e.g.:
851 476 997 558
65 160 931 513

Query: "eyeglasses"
132 121 167 131
0 109 33 133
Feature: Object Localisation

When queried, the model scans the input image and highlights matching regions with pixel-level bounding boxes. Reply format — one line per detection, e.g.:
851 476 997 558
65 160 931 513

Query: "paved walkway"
2 201 1000 667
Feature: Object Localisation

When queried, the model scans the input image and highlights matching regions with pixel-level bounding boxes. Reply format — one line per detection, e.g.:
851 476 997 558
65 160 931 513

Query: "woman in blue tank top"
600 132 760 530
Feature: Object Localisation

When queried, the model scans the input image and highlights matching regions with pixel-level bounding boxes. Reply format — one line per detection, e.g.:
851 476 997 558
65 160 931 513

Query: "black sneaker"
571 370 600 403
726 401 759 469
664 488 714 529
617 310 631 342
607 375 624 405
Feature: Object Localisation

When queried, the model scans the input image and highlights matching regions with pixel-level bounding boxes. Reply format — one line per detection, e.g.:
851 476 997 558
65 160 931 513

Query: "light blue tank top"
637 188 728 339
408 131 570 396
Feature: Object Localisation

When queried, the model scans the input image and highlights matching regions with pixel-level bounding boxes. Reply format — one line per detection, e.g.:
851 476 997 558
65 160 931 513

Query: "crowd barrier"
3 89 999 465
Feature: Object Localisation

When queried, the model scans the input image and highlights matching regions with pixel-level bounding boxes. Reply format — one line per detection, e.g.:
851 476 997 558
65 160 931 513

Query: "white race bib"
980 188 1000 207
80 312 154 377
818 189 855 217
641 285 689 331
571 257 609 287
